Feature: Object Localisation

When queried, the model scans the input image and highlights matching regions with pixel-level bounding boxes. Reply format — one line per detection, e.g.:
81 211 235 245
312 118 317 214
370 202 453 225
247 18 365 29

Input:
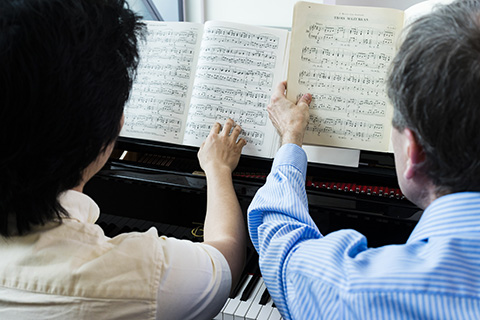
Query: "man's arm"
248 81 320 319
249 80 316 254
198 119 247 292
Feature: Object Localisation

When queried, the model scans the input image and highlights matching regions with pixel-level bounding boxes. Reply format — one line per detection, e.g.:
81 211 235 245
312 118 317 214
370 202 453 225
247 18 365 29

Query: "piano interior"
84 137 422 318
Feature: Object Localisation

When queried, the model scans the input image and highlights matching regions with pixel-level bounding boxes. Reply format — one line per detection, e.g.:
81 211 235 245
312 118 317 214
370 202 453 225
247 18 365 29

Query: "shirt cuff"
272 144 308 177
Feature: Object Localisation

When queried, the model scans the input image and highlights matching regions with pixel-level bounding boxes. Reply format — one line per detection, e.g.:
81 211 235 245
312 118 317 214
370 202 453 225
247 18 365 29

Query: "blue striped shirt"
248 143 480 320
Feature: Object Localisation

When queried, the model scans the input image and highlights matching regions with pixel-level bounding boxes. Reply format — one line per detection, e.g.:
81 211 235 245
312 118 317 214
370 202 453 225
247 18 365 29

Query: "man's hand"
268 81 312 146
198 119 246 175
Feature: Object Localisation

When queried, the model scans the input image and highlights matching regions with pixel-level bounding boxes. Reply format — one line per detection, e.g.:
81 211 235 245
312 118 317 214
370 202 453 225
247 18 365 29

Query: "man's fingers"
271 81 288 104
297 93 312 107
276 80 287 94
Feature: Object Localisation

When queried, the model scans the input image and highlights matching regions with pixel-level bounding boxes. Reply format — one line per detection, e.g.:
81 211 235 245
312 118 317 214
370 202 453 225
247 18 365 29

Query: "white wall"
335 0 424 10
184 0 328 28
128 0 430 27
184 0 428 27
128 0 431 28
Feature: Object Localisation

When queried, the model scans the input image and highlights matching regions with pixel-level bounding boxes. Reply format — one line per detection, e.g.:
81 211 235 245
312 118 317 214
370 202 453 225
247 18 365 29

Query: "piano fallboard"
84 138 421 248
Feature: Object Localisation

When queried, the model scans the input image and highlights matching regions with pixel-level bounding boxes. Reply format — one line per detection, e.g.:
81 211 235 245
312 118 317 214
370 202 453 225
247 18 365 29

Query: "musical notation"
120 21 290 157
241 129 265 146
299 69 385 88
301 47 391 71
140 47 196 64
184 122 265 146
297 80 384 97
127 97 185 114
306 23 396 48
124 114 182 137
298 93 386 117
122 23 202 143
133 80 189 98
297 22 392 99
137 64 192 79
192 84 268 108
200 46 277 69
306 115 384 141
181 23 288 157
287 16 399 148
191 104 267 126
148 28 198 45
203 28 279 50
196 65 273 87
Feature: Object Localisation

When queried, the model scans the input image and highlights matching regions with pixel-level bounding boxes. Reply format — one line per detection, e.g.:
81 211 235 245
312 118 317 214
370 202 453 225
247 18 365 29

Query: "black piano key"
152 222 172 236
118 217 146 234
229 271 249 299
97 221 108 229
118 220 134 234
105 223 120 237
102 215 128 237
227 245 259 299
162 224 179 237
240 274 260 301
98 221 114 235
134 220 153 232
120 218 145 233
259 288 271 305
176 226 195 241
170 226 187 239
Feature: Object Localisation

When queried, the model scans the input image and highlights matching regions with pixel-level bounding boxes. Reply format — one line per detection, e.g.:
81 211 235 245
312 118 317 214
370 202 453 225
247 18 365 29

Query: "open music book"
121 0 449 159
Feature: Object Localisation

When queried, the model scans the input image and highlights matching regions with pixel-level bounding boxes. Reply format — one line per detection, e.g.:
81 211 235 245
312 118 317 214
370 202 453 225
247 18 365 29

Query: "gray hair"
387 0 480 195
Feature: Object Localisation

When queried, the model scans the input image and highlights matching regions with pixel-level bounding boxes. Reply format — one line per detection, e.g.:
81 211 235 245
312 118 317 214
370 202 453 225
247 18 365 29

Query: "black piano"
84 137 422 319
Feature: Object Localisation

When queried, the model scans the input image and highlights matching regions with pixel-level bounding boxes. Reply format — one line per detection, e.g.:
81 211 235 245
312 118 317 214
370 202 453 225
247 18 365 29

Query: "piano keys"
234 275 263 319
214 275 283 320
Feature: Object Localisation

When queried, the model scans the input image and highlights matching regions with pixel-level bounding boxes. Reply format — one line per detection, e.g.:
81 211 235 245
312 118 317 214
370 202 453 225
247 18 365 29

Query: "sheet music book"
120 0 447 161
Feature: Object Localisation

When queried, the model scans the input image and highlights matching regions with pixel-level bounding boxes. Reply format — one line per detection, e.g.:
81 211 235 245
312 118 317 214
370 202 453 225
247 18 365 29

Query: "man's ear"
404 128 425 180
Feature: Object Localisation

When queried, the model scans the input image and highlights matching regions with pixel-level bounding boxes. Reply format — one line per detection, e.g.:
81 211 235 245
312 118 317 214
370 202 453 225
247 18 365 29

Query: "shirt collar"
58 190 100 224
407 192 480 243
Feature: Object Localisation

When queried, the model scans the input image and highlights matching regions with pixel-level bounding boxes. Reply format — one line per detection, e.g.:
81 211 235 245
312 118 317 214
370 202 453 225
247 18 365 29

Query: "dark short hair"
387 0 480 195
0 0 145 236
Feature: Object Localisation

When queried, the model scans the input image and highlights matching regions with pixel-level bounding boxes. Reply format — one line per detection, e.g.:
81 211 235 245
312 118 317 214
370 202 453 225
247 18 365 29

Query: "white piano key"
213 270 252 320
223 274 253 320
213 298 230 320
233 276 264 319
245 282 266 320
267 308 282 320
256 299 274 320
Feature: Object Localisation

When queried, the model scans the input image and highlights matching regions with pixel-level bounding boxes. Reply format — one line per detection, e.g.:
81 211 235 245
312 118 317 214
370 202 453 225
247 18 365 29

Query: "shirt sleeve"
247 144 370 320
155 237 231 320
247 144 322 318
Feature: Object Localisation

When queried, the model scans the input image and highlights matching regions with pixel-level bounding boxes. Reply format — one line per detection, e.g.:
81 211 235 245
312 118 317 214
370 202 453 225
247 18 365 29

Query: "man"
0 0 246 319
248 0 480 319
